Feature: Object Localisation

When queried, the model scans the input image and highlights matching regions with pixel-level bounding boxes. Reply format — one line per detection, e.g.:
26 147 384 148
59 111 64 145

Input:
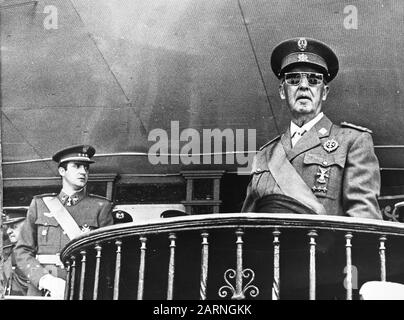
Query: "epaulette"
34 193 57 198
259 135 281 151
340 122 373 133
89 194 111 201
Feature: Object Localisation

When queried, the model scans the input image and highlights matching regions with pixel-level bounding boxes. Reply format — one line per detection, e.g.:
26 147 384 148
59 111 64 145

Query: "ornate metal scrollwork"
218 268 259 299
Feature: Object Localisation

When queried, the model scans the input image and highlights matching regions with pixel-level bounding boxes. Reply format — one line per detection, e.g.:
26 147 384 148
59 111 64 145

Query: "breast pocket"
35 217 61 253
304 152 346 200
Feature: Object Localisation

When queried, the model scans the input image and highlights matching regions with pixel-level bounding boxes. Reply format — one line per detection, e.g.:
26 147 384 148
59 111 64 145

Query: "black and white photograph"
1 0 404 305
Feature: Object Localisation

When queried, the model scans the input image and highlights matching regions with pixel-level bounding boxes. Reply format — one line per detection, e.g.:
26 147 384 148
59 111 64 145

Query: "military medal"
312 186 327 193
316 167 330 184
323 139 339 152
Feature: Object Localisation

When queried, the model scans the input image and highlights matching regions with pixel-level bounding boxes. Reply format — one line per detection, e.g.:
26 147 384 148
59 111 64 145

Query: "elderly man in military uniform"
15 145 113 299
242 37 381 219
2 213 29 296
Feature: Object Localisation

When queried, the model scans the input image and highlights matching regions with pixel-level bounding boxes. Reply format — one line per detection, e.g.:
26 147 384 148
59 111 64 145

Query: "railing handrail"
60 213 404 261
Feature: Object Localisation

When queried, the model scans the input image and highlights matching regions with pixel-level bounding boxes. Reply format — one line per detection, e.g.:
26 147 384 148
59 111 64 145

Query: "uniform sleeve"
98 201 114 227
241 155 257 212
14 198 49 288
241 178 256 212
342 132 382 219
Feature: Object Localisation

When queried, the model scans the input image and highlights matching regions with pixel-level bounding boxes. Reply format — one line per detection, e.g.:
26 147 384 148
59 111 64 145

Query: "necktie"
291 129 306 147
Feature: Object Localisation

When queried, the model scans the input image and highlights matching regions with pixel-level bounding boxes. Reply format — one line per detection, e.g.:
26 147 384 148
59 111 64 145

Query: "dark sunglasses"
284 72 324 86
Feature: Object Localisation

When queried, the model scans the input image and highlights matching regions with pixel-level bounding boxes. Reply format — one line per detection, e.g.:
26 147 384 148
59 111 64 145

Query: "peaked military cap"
271 37 339 82
52 144 96 164
160 209 188 218
2 212 26 225
112 210 133 224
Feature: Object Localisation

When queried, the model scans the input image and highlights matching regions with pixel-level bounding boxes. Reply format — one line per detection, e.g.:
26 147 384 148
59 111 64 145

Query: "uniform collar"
282 114 333 161
290 112 324 137
58 188 86 206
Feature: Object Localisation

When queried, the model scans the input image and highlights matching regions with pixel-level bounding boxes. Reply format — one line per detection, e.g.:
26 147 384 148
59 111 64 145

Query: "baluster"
379 235 387 282
69 256 76 300
137 236 147 300
232 228 244 299
272 229 281 300
113 240 122 300
78 250 87 300
308 230 318 300
167 233 176 300
345 232 353 300
93 244 102 300
218 228 258 300
64 260 71 300
200 232 209 300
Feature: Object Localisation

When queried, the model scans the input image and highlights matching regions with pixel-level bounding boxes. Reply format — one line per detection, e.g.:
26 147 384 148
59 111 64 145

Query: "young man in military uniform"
242 37 381 219
2 213 29 296
15 145 114 299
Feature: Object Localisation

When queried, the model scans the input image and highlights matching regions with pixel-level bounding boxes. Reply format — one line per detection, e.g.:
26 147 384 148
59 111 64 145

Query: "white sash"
42 197 82 240
267 142 327 215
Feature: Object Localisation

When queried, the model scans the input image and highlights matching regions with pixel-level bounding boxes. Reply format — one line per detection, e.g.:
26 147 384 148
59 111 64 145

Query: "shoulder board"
259 135 281 151
89 194 111 201
340 122 373 133
34 193 58 198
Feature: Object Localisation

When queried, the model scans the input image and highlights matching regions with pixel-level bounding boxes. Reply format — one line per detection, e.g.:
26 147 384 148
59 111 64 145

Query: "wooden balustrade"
60 213 404 300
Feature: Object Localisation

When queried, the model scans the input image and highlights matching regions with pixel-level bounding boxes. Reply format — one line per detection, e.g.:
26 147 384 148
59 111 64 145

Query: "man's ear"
279 81 286 100
58 166 66 177
322 85 330 101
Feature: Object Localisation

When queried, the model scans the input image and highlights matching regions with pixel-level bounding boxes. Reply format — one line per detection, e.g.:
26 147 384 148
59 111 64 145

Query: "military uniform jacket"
241 115 382 219
2 245 29 296
15 189 113 289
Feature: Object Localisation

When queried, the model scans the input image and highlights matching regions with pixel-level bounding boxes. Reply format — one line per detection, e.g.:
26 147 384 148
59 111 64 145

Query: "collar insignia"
319 128 327 135
323 139 339 153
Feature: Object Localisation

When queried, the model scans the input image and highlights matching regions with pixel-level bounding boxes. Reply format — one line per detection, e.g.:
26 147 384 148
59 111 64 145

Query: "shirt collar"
290 112 324 136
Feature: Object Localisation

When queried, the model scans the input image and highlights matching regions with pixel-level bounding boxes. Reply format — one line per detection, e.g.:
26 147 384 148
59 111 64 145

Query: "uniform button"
322 161 328 166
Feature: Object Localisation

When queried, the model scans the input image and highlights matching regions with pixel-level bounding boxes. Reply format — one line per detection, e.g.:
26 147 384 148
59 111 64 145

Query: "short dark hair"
58 162 68 170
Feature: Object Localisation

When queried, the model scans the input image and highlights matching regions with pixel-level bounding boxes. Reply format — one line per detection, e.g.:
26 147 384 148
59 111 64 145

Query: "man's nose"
78 166 88 173
298 74 310 88
7 228 13 235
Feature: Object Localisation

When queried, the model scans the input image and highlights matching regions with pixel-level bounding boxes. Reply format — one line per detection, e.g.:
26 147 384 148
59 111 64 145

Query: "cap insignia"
297 38 308 51
297 53 308 62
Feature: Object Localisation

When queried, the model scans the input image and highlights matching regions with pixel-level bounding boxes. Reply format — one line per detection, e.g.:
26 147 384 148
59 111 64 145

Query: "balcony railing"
60 213 404 300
